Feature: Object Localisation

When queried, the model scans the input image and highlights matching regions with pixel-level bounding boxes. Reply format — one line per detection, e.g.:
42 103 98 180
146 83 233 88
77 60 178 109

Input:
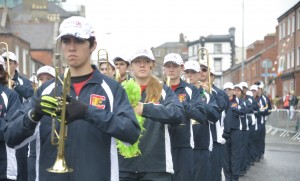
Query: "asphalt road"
238 133 300 181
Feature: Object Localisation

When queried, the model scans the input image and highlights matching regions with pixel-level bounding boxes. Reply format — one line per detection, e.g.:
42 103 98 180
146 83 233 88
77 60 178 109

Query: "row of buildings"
152 1 300 104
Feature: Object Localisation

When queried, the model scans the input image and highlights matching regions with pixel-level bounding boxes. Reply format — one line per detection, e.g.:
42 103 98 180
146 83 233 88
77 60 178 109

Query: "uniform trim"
101 80 119 181
6 145 17 180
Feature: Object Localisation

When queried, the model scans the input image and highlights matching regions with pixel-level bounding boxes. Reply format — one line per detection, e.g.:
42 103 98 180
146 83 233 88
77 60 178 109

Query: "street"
239 133 300 181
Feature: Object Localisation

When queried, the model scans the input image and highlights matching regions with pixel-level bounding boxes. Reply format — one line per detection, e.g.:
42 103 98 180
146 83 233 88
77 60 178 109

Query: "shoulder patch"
90 94 106 109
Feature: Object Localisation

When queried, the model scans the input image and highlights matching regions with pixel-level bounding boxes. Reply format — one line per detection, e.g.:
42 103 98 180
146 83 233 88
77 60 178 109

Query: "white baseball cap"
56 16 95 40
130 49 155 62
0 56 5 70
113 56 129 64
99 59 115 68
184 60 200 72
234 84 243 91
246 90 253 97
223 82 234 90
199 60 216 74
240 82 248 89
250 85 258 91
36 65 55 78
163 53 184 65
2 51 18 62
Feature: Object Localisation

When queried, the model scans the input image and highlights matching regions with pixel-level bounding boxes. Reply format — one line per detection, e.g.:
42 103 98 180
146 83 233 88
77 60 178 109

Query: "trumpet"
115 69 121 82
197 47 211 93
166 76 170 87
47 67 73 173
0 42 11 89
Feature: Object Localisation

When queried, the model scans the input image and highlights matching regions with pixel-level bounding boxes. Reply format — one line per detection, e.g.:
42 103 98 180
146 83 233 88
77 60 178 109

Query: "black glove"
222 131 230 140
65 97 88 125
30 95 59 122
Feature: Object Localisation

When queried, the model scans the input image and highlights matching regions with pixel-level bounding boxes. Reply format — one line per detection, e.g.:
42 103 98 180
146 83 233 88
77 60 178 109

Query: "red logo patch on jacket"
178 94 186 102
90 94 106 109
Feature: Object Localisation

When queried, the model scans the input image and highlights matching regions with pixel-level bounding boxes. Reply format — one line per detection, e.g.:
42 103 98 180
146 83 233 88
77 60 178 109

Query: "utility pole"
241 0 245 81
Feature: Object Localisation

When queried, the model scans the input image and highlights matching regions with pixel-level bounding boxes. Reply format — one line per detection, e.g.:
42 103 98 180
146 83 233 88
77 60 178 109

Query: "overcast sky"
64 0 299 60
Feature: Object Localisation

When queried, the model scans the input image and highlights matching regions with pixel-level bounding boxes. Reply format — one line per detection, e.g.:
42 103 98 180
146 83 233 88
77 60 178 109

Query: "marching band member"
163 53 206 181
98 58 116 78
4 16 140 181
0 56 21 181
184 60 219 181
249 85 261 163
222 82 245 181
119 49 183 181
27 65 55 181
234 83 249 177
2 51 34 181
198 61 229 181
113 56 131 83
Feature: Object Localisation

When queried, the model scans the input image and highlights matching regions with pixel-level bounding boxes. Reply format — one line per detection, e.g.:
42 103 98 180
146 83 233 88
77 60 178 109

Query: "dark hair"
88 37 96 48
0 65 8 85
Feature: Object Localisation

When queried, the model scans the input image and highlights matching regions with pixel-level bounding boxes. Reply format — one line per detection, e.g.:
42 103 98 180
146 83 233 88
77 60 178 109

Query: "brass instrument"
97 49 109 73
166 76 170 87
197 47 211 93
115 69 121 82
0 42 11 89
48 67 73 173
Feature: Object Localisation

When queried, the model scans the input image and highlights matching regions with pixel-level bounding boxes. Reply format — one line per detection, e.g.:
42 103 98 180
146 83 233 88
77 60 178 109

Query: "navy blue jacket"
4 66 140 181
169 79 206 148
119 84 183 174
240 97 253 131
12 70 34 103
255 95 268 125
193 88 219 150
224 96 246 130
0 84 21 180
210 85 229 141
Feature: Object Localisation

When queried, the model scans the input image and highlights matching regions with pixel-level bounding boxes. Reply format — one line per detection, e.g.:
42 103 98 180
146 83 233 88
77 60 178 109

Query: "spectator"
289 91 298 119
283 92 290 110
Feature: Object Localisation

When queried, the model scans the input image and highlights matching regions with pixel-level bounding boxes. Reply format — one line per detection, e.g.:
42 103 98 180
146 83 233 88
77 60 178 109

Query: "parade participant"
98 58 116 78
184 60 219 181
250 85 261 162
113 56 131 83
222 82 245 181
119 49 183 181
2 51 34 181
198 61 228 181
0 56 21 181
163 53 206 181
4 16 140 181
234 83 249 177
254 81 270 160
27 65 55 181
245 87 259 167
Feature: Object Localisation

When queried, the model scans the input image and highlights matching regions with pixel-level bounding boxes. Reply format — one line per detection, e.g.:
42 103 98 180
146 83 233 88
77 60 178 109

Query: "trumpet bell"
47 154 73 173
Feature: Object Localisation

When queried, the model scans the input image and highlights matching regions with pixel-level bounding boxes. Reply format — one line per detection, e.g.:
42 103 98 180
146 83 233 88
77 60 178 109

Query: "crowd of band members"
0 16 272 181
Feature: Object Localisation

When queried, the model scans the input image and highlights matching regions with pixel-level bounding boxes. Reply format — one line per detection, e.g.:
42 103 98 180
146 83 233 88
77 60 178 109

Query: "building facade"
187 27 236 88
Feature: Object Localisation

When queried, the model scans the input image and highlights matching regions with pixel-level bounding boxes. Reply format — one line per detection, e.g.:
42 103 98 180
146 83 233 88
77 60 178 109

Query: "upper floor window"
214 44 222 54
214 58 222 72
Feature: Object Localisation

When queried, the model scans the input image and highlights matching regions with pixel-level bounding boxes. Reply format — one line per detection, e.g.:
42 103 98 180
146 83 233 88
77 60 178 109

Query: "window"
283 21 286 38
22 49 27 74
214 77 221 88
279 23 282 40
298 10 300 29
214 58 222 72
292 15 295 33
291 49 294 68
31 60 35 75
287 51 290 69
155 50 161 57
297 47 300 66
214 44 222 54
288 17 291 35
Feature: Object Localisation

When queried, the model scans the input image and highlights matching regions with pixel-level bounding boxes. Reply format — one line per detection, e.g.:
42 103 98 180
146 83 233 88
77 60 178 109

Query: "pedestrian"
283 91 290 110
289 90 298 119
4 16 141 181
118 49 183 181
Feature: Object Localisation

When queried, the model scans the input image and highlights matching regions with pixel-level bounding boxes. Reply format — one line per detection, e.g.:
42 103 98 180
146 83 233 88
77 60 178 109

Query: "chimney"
229 27 236 37
179 33 185 43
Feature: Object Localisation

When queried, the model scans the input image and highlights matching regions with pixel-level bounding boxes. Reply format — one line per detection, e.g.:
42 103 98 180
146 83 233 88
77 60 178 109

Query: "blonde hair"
145 75 162 103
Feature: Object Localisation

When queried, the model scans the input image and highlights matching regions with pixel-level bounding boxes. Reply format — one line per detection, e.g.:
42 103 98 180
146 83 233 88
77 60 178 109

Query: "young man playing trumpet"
4 16 140 181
